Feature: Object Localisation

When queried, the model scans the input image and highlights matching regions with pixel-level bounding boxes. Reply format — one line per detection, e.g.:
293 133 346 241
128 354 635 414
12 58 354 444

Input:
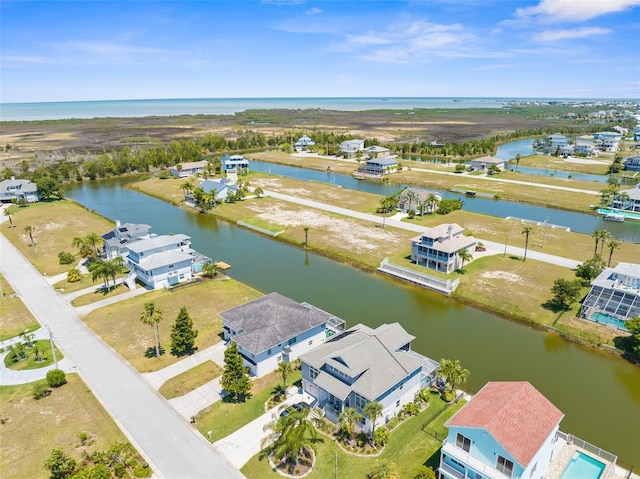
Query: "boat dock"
505 216 571 232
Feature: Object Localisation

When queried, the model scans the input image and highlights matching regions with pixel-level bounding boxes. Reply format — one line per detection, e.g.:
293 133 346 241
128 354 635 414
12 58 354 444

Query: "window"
396 399 400 407
308 340 313 346
288 336 297 345
497 456 514 478
530 463 537 478
354 393 368 409
309 366 319 380
267 348 271 355
456 433 471 453
277 355 281 362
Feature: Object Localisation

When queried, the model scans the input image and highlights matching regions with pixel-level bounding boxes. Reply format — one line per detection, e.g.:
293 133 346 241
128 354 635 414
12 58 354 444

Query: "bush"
33 383 51 400
133 464 152 478
441 388 457 402
407 209 416 219
374 427 390 446
46 369 67 388
58 251 75 265
454 163 466 173
67 268 82 283
413 465 437 479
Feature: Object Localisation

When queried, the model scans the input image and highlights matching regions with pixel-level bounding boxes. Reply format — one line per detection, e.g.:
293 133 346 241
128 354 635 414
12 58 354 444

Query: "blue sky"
1 0 639 103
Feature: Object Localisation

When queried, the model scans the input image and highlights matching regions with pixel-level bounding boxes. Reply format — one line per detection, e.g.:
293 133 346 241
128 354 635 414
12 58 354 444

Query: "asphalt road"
0 233 244 479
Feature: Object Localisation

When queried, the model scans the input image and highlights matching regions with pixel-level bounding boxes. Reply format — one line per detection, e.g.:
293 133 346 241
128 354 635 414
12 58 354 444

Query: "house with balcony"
170 160 207 178
0 177 38 203
439 381 620 479
364 145 391 158
101 220 152 259
220 292 346 378
295 135 315 152
470 156 507 172
339 139 365 157
611 185 640 213
440 382 564 479
123 233 211 289
411 224 477 274
623 155 640 171
573 142 597 157
223 155 249 175
299 323 439 431
580 262 640 329
356 157 399 177
598 138 620 152
547 133 569 148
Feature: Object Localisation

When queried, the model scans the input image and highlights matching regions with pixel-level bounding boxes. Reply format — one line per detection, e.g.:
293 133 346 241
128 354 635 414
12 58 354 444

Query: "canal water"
248 160 640 242
65 178 640 466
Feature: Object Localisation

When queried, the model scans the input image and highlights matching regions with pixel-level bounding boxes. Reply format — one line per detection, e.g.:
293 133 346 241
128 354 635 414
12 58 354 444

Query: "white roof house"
339 139 365 156
170 161 207 178
470 156 507 171
0 177 38 203
295 135 315 151
411 223 477 274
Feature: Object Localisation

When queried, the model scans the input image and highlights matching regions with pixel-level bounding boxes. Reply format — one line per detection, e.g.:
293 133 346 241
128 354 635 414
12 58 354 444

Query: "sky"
1 0 640 103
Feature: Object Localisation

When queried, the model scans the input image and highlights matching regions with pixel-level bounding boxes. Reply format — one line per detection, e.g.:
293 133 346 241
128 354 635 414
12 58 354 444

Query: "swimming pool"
560 452 606 479
590 312 629 331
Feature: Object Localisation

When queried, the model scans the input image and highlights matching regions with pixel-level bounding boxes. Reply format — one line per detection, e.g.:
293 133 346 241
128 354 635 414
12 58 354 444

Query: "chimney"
448 225 453 241
10 176 15 181
115 220 121 227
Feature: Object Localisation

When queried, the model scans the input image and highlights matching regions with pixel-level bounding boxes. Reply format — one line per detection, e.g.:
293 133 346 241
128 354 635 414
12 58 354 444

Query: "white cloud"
516 0 640 22
306 7 323 15
533 27 611 42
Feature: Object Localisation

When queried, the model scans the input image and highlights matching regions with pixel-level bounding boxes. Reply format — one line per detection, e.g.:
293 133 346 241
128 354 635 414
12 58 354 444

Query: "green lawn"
241 392 466 479
71 282 131 307
159 360 223 399
196 369 302 442
240 218 286 234
0 274 41 341
4 339 64 370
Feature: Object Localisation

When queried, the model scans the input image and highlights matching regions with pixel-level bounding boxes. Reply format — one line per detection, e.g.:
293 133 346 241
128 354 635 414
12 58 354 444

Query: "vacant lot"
518 153 611 174
83 278 261 372
0 374 129 479
2 201 114 275
0 274 40 341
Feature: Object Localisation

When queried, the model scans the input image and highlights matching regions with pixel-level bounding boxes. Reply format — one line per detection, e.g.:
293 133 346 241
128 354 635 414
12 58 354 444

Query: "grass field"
0 374 130 479
241 392 466 479
2 200 114 276
159 360 223 399
71 282 131 307
517 153 611 174
4 339 64 370
0 274 40 341
82 277 261 372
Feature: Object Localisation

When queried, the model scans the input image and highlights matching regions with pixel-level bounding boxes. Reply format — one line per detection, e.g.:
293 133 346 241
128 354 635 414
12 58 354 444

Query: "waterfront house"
123 233 212 289
612 126 628 136
440 381 564 479
547 133 569 148
364 145 391 158
220 292 346 378
574 142 597 157
623 156 640 172
410 224 476 274
439 381 620 479
598 138 620 152
170 160 207 178
611 185 640 212
397 187 442 213
470 156 507 172
223 155 249 175
101 220 152 259
185 179 238 206
295 135 315 152
558 145 574 157
633 126 640 142
594 131 622 141
0 177 38 203
339 139 365 157
299 322 439 431
580 262 640 328
356 157 399 177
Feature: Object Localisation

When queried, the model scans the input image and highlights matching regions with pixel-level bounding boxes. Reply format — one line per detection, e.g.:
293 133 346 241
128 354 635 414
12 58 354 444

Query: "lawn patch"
0 274 40 341
159 360 223 399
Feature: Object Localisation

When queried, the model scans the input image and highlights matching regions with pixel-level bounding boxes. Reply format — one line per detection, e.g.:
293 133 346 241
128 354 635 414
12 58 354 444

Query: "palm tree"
599 230 611 256
88 259 109 290
592 229 609 255
179 180 194 198
303 227 309 248
370 459 399 479
425 193 439 214
338 407 361 440
262 409 318 471
276 360 293 394
254 186 264 198
457 248 473 272
140 301 163 358
102 257 124 289
607 239 620 267
521 225 534 261
514 153 521 172
85 232 102 256
24 225 35 246
437 358 470 390
4 207 15 228
72 235 93 258
363 400 383 448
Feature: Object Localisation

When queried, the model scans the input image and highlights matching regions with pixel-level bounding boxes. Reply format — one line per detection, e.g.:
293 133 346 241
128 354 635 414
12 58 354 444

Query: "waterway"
247 160 640 242
64 178 640 466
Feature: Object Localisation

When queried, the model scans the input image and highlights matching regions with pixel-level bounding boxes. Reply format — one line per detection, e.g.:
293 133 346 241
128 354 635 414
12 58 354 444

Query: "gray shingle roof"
138 250 193 270
220 293 335 355
127 234 190 254
300 323 423 401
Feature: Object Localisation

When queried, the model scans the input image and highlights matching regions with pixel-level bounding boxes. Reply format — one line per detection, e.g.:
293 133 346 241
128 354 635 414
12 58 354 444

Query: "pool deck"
546 436 638 479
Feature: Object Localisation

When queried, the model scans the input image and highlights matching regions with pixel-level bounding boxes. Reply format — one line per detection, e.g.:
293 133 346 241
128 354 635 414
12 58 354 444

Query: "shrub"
58 251 75 265
67 268 82 283
374 427 390 446
454 163 466 173
413 465 437 479
133 464 152 478
33 383 51 400
46 369 67 388
402 401 420 417
441 388 457 402
407 209 416 219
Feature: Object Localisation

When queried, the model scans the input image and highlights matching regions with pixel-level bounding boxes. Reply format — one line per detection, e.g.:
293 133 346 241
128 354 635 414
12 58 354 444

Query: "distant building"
611 185 640 212
364 145 391 158
0 177 38 203
594 131 622 141
470 156 507 172
185 179 239 205
547 133 569 148
295 135 315 152
356 157 399 177
220 292 346 377
222 155 249 174
598 138 620 152
574 142 597 157
339 139 365 157
170 161 207 178
410 224 476 274
623 155 640 171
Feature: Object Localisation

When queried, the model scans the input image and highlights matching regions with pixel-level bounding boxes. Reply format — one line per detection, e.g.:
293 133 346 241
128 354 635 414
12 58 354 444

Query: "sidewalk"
73 285 152 316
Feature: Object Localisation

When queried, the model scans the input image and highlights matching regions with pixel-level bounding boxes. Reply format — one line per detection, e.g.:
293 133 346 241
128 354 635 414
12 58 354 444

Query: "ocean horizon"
0 96 635 122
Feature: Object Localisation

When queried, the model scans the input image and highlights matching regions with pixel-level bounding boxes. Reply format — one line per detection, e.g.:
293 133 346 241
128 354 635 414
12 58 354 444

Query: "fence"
556 431 618 479
377 258 459 295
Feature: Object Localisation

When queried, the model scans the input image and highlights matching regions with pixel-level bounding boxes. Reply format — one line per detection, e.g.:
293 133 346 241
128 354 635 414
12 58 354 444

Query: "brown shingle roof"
446 382 564 467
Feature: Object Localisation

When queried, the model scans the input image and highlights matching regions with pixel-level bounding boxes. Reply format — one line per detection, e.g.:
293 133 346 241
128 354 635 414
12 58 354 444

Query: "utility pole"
503 235 508 258
542 217 548 248
47 325 58 369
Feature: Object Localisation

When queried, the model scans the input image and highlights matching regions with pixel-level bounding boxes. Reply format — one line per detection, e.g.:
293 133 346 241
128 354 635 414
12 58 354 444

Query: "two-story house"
411 224 477 274
356 158 399 177
440 382 564 479
623 155 640 172
470 156 507 172
299 323 439 431
223 155 249 175
101 220 152 259
611 185 640 213
0 177 38 203
339 139 365 157
295 135 315 152
220 292 346 378
170 160 207 178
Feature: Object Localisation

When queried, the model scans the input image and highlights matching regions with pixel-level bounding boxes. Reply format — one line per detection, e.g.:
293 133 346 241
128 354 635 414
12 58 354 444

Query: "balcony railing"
441 440 511 479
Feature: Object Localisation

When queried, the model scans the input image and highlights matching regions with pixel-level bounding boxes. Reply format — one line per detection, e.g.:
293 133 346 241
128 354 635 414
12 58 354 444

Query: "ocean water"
2 97 512 121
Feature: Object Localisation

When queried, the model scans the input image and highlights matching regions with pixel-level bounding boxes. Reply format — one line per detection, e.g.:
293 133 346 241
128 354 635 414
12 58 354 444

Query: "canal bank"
63 178 640 467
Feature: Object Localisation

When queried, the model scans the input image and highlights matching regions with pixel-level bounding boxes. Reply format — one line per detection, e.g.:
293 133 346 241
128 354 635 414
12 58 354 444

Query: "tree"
24 225 35 246
592 229 609 255
67 268 82 283
425 193 439 215
575 254 605 284
58 251 75 265
35 176 64 200
370 458 399 479
521 225 534 261
338 407 361 440
72 235 95 258
607 239 620 267
598 230 611 255
44 448 77 479
170 307 198 356
179 180 194 198
487 163 501 175
550 278 583 310
276 360 293 394
514 153 521 172
221 342 251 402
84 232 102 256
201 263 219 278
624 317 640 361
254 186 264 198
46 369 67 388
303 227 309 248
4 205 16 228
437 358 470 390
140 301 163 358
262 408 318 472
457 248 473 272
87 259 109 289
363 400 383 447
436 198 463 215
